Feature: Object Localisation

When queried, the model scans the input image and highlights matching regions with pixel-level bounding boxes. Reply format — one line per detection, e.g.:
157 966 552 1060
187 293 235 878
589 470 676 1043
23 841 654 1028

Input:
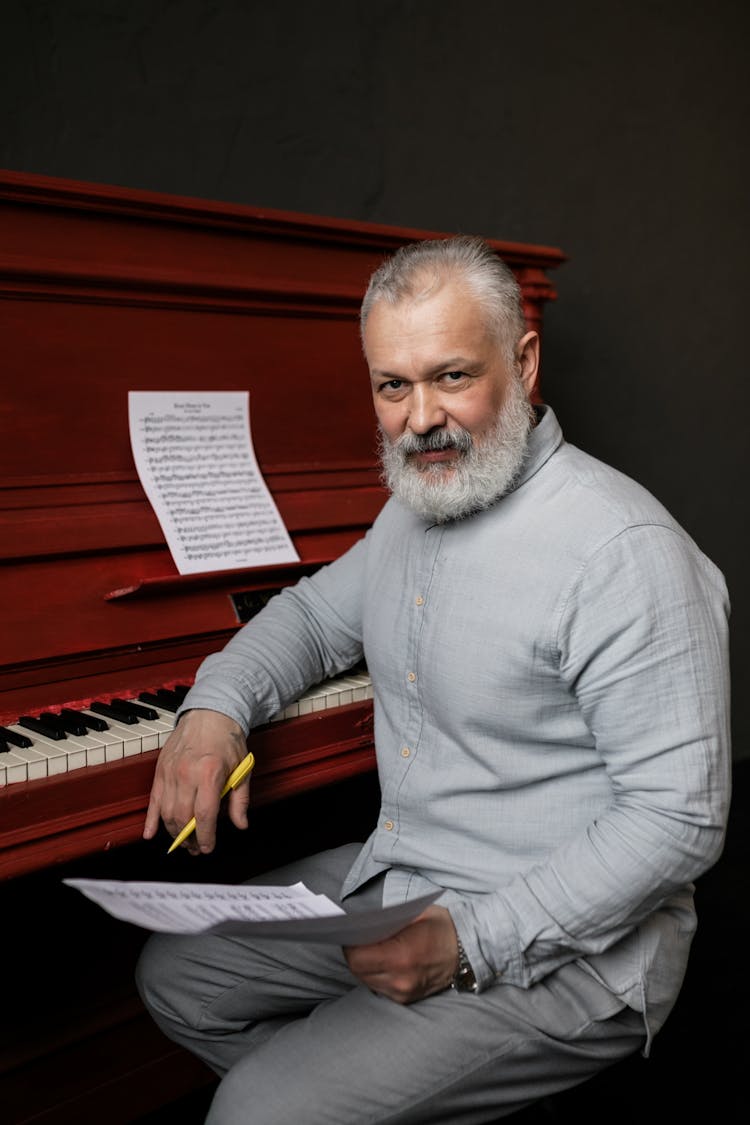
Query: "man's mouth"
410 448 460 465
399 429 473 469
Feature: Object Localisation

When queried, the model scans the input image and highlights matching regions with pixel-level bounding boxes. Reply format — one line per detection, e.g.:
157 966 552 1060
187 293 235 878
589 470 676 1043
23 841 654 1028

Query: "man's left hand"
344 905 459 1004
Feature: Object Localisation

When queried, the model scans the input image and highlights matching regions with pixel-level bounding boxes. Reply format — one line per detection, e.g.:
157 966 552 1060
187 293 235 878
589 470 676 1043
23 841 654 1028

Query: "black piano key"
172 684 190 700
60 708 110 732
139 690 179 713
0 739 9 755
18 715 67 740
89 701 139 725
138 692 166 710
109 698 159 721
40 711 88 737
156 689 185 710
0 726 33 748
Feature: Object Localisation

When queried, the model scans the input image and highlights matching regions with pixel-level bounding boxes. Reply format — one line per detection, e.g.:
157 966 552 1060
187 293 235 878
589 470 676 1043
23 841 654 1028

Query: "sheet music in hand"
63 878 442 945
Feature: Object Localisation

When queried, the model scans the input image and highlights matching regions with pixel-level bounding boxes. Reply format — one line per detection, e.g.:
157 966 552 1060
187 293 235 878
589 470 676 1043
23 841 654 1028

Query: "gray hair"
360 235 526 361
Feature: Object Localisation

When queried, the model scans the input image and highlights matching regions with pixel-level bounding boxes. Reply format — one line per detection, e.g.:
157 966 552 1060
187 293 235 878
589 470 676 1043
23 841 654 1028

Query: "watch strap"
451 936 479 993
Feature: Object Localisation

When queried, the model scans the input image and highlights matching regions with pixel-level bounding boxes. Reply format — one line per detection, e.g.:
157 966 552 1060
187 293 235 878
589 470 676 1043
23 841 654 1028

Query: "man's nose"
407 385 447 434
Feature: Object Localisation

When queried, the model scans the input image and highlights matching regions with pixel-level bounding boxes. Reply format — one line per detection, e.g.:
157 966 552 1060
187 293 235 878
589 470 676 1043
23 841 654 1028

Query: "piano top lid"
0 167 567 269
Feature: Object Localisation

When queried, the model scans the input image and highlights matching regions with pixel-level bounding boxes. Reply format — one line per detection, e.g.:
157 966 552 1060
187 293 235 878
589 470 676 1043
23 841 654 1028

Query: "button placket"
387 526 444 847
396 529 442 777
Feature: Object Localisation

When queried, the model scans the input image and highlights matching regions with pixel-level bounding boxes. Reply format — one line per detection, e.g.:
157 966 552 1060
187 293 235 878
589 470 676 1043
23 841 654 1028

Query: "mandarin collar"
509 404 564 495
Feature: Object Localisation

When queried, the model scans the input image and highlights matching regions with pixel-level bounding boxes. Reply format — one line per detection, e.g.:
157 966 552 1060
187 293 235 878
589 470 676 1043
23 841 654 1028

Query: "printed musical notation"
128 391 299 575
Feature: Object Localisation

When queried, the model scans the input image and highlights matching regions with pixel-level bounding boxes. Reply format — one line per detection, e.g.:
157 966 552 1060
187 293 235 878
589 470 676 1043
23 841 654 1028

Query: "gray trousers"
136 845 645 1125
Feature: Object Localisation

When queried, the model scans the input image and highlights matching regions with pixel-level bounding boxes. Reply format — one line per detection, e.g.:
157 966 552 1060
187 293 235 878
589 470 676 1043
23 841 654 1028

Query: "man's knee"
205 1050 338 1125
136 932 194 1030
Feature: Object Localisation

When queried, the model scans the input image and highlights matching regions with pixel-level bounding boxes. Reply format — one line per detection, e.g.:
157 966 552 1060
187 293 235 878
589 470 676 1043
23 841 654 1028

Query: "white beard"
378 374 535 523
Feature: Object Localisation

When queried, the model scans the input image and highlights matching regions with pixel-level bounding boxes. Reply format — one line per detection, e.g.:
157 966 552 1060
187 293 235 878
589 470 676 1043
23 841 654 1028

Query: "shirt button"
407 671 416 682
401 747 410 758
415 596 424 606
384 820 394 831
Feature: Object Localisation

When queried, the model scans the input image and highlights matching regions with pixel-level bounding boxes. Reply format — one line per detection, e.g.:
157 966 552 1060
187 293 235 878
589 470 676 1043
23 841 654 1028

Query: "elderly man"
137 236 730 1124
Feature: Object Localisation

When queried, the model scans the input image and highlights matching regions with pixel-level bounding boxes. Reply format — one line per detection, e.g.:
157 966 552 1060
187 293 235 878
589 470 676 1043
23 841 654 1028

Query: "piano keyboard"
0 671 373 786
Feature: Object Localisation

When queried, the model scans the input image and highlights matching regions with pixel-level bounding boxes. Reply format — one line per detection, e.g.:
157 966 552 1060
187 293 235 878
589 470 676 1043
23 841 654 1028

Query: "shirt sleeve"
178 532 369 734
449 523 731 990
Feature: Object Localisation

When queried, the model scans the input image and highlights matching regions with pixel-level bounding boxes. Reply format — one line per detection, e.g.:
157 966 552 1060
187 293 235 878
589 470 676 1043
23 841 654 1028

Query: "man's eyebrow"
370 356 477 380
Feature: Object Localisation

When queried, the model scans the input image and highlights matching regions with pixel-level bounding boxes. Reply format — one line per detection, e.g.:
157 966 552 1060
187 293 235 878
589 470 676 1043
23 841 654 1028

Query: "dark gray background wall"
2 0 747 759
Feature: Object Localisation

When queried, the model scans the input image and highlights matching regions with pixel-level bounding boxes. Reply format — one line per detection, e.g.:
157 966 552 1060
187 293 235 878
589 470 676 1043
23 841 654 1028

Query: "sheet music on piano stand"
128 390 300 575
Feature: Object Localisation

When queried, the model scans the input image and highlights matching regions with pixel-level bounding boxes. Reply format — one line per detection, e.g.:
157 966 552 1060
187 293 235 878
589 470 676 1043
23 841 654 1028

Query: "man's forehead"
364 280 495 360
370 270 474 316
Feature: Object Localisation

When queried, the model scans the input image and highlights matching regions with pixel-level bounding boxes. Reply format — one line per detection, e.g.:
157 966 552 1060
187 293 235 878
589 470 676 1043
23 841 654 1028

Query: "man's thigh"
205 960 645 1125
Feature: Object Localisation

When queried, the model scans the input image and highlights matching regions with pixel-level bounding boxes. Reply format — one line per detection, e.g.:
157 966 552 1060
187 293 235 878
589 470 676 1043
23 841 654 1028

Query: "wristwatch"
451 937 478 993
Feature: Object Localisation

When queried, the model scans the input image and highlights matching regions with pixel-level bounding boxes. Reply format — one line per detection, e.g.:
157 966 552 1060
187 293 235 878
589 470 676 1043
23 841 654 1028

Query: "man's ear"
516 331 540 397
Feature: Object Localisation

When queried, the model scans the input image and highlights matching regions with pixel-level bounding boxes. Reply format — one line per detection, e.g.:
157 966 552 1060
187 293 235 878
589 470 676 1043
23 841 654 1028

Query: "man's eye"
442 371 467 383
381 379 404 392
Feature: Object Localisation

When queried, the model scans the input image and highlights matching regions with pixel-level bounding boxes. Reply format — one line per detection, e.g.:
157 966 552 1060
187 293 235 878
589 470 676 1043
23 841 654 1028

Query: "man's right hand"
143 708 249 855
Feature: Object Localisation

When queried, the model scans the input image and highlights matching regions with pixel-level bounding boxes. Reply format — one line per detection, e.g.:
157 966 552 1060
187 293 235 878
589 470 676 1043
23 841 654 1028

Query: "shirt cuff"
447 896 523 992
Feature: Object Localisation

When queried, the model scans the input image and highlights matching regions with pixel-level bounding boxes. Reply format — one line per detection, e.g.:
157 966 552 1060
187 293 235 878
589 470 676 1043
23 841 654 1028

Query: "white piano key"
324 679 353 707
354 675 370 695
79 735 106 767
136 704 177 745
273 699 298 721
0 749 29 784
298 684 333 713
334 673 371 701
99 734 124 763
129 714 174 748
3 744 49 780
296 691 316 716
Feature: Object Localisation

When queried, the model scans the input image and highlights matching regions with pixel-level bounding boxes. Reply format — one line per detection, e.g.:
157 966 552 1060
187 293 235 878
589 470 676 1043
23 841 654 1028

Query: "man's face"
363 276 539 521
364 277 516 464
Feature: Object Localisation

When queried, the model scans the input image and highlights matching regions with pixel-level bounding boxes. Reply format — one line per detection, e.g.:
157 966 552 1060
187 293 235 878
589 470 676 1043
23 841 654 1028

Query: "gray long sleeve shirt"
183 406 731 1043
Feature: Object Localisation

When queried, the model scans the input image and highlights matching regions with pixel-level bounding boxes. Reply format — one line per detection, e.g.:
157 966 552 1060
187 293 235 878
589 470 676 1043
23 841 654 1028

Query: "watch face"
452 938 478 992
454 965 478 992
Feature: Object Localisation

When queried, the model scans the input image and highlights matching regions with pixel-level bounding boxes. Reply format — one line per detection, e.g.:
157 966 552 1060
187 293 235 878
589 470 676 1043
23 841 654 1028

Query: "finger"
344 942 389 977
191 783 224 853
228 783 250 831
142 780 164 839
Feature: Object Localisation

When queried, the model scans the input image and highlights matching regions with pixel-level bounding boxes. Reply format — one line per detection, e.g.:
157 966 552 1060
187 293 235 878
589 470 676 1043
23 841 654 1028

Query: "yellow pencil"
166 751 255 854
